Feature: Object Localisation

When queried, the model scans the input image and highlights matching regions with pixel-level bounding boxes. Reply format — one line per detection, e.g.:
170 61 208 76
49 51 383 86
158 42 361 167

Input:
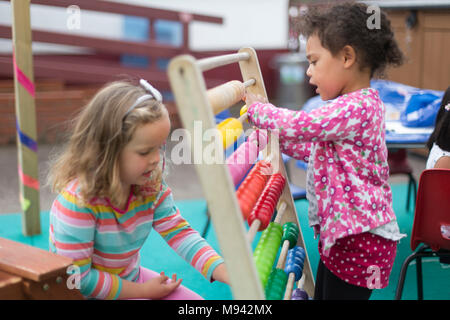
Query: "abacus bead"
291 288 309 300
265 268 288 300
285 246 306 281
253 223 283 287
282 222 299 249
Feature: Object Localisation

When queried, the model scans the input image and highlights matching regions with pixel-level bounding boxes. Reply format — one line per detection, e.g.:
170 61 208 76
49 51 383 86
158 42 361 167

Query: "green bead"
265 268 288 300
282 222 299 248
254 223 284 288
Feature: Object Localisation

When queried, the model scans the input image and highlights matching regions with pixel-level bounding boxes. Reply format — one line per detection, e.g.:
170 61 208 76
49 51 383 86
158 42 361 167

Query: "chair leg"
406 174 412 211
416 256 423 300
395 251 419 300
406 173 417 212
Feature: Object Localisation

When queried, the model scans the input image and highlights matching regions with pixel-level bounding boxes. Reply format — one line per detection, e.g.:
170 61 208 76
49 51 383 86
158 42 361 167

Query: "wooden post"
11 0 41 235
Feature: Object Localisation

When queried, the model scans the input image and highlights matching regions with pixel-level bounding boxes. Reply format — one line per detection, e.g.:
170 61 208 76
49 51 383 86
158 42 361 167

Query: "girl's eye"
139 149 154 156
310 61 317 65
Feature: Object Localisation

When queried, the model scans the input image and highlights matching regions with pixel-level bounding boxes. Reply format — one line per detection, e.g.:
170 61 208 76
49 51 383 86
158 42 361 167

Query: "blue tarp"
303 80 443 126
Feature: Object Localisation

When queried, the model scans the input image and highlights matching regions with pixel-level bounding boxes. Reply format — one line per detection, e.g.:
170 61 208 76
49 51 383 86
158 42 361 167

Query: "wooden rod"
273 202 287 224
284 273 296 300
276 239 290 269
264 153 274 163
207 80 246 115
238 113 248 124
197 52 250 71
243 78 256 88
246 219 261 243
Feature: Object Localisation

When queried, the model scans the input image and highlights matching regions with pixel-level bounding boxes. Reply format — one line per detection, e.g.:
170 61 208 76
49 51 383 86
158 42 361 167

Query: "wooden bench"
0 237 84 299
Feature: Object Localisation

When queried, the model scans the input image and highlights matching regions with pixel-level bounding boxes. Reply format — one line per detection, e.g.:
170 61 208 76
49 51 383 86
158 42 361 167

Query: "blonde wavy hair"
47 80 168 207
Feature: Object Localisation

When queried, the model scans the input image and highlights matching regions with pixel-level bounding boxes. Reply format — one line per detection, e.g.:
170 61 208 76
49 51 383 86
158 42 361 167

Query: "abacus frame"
167 47 314 300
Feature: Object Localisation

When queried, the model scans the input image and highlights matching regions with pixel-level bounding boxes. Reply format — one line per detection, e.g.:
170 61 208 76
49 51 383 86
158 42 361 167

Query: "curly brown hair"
297 1 404 77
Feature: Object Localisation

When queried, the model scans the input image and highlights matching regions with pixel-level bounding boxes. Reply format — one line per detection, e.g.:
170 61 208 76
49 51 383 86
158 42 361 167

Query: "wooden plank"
423 11 450 29
0 237 73 282
422 30 450 91
11 0 41 235
0 270 25 299
0 0 223 24
168 54 265 300
0 25 183 58
22 276 84 300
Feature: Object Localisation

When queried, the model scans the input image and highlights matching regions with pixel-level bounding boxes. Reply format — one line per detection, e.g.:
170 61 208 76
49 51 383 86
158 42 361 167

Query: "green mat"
0 184 448 300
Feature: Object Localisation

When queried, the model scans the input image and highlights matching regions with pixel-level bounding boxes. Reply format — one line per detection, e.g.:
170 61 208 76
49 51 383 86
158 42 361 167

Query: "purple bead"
291 288 309 300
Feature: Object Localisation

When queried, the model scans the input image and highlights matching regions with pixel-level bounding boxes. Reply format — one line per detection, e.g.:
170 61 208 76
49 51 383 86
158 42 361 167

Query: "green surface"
0 184 448 300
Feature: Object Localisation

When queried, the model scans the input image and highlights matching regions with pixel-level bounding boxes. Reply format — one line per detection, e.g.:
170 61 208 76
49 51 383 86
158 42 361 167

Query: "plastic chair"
388 149 417 211
395 169 450 300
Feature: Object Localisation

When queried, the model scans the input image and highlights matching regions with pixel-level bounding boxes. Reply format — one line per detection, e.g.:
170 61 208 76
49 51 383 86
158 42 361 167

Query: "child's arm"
280 139 313 162
247 98 369 144
50 191 123 300
51 190 185 299
152 185 226 283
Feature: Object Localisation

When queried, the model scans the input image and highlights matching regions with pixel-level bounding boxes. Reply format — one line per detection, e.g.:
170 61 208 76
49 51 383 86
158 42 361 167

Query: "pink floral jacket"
247 88 396 255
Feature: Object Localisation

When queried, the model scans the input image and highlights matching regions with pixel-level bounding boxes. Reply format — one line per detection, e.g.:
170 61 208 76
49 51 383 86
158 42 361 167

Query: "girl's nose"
150 150 160 166
306 64 312 77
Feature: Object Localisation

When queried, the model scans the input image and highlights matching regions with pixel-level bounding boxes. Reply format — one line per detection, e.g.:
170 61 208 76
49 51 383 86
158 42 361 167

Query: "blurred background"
2 0 450 212
0 0 449 300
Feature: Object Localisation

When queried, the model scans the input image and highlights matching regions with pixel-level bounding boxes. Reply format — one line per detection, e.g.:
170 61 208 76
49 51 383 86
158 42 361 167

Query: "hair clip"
123 79 163 118
445 103 450 112
140 79 163 103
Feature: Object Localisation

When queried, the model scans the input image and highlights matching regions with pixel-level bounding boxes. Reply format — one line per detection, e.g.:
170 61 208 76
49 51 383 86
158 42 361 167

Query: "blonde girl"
48 79 228 300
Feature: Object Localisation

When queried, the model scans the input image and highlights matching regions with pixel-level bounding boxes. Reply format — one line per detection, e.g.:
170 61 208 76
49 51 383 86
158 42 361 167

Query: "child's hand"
212 263 230 284
141 271 182 299
245 91 268 108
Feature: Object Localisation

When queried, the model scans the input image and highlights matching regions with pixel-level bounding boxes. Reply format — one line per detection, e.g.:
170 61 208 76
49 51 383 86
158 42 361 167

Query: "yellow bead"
216 118 243 149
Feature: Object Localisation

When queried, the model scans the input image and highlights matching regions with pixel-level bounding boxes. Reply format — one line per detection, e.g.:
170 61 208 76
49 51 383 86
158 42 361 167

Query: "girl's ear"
341 45 357 69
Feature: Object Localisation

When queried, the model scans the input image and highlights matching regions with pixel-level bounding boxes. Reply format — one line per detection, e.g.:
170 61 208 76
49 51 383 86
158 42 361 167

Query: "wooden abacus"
167 48 314 300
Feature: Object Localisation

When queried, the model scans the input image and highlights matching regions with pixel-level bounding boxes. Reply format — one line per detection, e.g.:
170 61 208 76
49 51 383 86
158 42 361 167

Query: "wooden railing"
0 0 223 89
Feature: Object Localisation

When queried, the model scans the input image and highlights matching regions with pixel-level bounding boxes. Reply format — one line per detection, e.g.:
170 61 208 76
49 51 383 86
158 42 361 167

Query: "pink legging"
135 267 204 300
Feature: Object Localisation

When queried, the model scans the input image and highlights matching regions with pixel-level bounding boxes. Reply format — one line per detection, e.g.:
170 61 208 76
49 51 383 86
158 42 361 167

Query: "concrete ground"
0 141 427 215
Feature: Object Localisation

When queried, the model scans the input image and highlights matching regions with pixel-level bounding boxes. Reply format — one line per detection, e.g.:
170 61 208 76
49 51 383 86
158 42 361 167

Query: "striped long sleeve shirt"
49 180 224 299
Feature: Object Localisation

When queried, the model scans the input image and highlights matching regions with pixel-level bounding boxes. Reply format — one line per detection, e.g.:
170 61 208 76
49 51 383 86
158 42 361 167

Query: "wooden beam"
0 25 183 58
10 0 41 235
0 0 223 24
0 55 225 88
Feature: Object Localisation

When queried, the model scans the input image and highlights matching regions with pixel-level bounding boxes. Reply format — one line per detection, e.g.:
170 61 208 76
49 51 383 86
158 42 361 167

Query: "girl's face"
118 114 170 190
306 34 348 101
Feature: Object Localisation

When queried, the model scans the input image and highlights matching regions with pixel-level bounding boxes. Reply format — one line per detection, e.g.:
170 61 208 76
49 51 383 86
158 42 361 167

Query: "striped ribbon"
18 165 39 191
16 119 38 152
12 47 35 97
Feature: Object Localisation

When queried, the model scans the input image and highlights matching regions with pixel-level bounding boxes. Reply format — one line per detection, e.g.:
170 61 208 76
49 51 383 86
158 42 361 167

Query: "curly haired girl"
246 1 405 299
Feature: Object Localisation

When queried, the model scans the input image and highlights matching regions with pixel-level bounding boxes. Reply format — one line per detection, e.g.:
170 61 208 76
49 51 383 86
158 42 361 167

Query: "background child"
246 2 405 300
48 79 228 300
426 86 450 169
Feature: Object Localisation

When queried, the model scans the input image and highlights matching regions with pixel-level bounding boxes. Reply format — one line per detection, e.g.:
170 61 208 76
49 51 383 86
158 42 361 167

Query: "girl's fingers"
159 271 169 282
